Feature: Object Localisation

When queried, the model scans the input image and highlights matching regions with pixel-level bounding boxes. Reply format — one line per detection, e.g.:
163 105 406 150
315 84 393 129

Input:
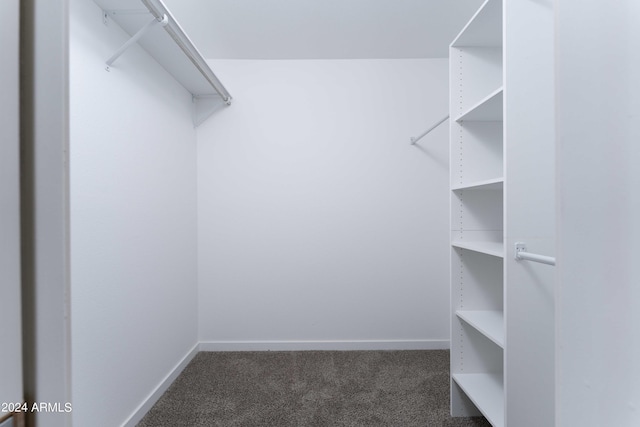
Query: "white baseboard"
121 343 199 427
198 339 450 352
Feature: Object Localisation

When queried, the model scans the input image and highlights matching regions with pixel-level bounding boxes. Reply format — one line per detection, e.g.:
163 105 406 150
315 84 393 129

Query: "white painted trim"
199 340 450 352
121 343 199 427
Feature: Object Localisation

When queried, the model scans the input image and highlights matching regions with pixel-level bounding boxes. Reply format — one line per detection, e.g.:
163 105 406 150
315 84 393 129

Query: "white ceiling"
160 0 484 59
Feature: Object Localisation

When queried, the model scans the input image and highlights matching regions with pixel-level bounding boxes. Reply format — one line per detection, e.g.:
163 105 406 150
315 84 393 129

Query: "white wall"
0 0 23 408
197 59 450 350
556 1 640 426
69 0 198 425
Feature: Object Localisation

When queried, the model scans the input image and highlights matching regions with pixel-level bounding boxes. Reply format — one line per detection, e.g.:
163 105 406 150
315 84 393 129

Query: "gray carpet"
137 350 491 427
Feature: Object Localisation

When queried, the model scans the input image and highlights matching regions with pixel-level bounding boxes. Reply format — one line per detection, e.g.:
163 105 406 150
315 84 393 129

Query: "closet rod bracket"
105 13 168 71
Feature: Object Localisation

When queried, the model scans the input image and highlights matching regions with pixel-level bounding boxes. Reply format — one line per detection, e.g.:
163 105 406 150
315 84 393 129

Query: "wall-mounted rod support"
515 242 556 266
410 115 449 145
106 14 168 70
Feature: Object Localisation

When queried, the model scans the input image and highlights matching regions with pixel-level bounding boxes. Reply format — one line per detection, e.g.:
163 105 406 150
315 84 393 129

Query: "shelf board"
452 178 504 191
456 310 504 348
451 0 502 47
95 0 228 99
452 241 504 258
456 87 503 122
452 373 504 427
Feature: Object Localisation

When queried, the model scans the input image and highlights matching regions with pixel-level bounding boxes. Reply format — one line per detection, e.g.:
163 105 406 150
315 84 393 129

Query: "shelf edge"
451 241 504 258
451 178 504 191
456 310 505 348
455 87 504 122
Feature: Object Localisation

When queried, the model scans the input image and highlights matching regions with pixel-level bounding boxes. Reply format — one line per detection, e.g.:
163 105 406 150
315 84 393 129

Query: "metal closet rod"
410 115 449 145
515 243 556 266
141 0 232 105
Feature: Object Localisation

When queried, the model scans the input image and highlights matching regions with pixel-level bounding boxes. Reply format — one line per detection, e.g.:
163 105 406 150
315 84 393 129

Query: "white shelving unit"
449 0 555 425
449 0 504 425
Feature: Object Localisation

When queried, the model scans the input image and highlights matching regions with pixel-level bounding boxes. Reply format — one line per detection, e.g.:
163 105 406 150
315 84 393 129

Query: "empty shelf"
452 373 504 427
451 241 504 258
456 87 503 122
452 178 504 191
456 310 504 348
451 0 502 47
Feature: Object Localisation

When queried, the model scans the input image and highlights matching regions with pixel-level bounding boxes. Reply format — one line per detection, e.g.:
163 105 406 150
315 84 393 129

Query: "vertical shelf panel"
502 0 555 425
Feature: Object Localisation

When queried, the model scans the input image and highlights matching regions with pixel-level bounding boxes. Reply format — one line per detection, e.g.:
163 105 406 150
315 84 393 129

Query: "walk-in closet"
3 0 639 426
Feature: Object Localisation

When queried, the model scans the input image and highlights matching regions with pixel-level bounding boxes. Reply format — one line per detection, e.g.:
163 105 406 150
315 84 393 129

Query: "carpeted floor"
137 350 491 427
